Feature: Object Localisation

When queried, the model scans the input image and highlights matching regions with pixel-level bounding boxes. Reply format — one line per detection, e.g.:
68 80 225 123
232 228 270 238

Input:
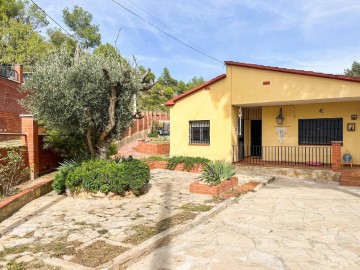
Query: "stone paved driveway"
129 178 360 270
0 168 271 269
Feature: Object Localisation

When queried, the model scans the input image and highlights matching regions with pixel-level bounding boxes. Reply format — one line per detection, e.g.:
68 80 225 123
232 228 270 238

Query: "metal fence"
233 145 332 168
0 66 18 81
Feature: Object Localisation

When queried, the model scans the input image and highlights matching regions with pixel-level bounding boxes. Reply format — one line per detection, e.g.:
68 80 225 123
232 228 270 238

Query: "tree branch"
139 68 154 92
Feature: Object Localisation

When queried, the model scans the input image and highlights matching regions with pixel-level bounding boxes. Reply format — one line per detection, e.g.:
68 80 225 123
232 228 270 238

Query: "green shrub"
0 148 30 196
166 156 210 171
141 156 168 161
147 132 158 138
61 158 150 195
114 155 134 163
52 156 87 194
201 160 235 186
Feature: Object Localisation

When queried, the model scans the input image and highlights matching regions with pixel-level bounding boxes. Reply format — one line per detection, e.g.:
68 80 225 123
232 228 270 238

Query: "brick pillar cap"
19 114 34 118
331 141 343 144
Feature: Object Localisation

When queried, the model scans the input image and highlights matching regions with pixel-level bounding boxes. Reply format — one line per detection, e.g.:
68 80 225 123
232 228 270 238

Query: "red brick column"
331 141 342 172
14 64 23 84
20 115 39 179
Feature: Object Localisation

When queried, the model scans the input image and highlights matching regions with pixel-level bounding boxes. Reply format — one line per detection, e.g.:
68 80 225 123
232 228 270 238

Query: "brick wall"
38 136 62 174
0 112 21 133
0 73 28 133
331 141 342 172
135 140 170 155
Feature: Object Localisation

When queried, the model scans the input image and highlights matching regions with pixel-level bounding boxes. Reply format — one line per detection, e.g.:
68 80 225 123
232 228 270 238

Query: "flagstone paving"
0 169 269 269
128 178 360 270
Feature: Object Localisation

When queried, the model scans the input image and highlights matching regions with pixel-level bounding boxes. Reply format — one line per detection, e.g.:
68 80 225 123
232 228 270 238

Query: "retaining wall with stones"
0 177 54 222
236 165 340 182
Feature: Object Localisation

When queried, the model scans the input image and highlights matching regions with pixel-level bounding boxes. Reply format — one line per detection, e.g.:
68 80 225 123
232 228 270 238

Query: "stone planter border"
189 177 238 195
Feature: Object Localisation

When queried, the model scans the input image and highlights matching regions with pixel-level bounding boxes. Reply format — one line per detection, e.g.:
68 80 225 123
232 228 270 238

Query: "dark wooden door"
251 120 262 157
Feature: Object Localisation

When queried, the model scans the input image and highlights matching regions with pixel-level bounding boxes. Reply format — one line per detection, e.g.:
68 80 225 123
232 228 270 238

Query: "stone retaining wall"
237 165 340 182
0 177 54 222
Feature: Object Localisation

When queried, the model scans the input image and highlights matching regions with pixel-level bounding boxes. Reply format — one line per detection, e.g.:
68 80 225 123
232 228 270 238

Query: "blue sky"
35 0 360 82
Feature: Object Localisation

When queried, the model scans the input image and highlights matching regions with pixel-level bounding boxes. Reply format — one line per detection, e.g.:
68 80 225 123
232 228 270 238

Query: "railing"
0 133 26 148
233 145 332 168
0 66 18 81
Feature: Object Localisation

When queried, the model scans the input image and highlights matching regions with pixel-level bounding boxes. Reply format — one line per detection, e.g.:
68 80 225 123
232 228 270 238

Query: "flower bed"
189 176 238 195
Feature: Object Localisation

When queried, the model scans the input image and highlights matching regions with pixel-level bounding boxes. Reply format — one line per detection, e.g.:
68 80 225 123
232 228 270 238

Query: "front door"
251 120 262 157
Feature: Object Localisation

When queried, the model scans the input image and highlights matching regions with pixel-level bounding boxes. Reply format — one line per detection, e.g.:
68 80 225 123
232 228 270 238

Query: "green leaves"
345 61 360 78
137 67 206 112
62 5 101 49
0 148 30 196
201 160 235 186
53 158 150 195
166 156 210 171
23 50 149 157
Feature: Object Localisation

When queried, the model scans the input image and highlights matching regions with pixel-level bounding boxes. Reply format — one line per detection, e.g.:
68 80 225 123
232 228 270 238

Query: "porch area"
231 105 360 186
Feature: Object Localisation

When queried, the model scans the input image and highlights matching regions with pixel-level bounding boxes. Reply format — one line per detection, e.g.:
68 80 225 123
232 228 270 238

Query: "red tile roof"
165 74 226 106
225 61 360 83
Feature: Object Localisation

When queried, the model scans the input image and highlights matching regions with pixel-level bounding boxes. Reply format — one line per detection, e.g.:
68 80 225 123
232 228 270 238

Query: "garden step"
340 169 360 187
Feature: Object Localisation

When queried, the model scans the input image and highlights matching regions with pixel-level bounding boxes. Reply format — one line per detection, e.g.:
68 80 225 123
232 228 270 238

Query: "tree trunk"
96 69 117 159
86 127 96 157
96 143 108 160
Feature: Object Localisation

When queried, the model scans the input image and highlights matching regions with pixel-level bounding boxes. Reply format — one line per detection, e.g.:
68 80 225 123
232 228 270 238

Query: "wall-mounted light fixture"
276 107 284 124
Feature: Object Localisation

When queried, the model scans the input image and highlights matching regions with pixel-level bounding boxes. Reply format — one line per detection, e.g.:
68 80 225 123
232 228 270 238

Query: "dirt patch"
124 211 197 245
71 240 129 267
180 203 213 212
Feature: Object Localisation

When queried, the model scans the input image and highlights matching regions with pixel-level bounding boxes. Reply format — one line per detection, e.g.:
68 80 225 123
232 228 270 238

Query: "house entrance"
251 120 262 157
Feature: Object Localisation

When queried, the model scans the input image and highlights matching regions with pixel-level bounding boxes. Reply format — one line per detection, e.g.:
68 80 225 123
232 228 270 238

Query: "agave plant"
201 160 235 186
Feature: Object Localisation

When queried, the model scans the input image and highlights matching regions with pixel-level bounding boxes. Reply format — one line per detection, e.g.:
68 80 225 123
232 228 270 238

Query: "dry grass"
180 203 213 212
124 211 196 245
71 240 129 267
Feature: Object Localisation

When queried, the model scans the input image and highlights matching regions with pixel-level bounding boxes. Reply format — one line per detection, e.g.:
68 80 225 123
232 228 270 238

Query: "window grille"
299 118 343 145
189 120 210 144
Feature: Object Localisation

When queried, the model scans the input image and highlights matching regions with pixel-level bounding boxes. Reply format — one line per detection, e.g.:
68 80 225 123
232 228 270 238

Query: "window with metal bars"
189 120 210 144
298 118 343 145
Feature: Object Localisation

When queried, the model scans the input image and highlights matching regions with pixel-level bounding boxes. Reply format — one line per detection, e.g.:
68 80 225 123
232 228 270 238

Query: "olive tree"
23 51 153 158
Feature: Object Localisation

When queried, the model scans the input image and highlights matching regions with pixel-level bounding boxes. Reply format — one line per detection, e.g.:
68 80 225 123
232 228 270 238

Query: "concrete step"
340 169 360 187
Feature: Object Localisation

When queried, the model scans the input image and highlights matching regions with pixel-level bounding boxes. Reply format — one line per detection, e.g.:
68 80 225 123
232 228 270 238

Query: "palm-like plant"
201 160 235 186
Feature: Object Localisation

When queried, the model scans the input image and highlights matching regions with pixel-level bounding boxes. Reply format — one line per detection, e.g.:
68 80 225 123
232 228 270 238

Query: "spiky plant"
201 160 235 186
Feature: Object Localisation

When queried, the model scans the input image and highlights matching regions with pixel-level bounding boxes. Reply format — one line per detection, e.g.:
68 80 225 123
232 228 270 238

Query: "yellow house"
165 61 360 167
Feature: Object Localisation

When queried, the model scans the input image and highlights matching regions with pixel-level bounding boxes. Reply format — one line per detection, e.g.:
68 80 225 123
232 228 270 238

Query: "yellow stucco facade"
167 62 360 164
169 78 234 161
